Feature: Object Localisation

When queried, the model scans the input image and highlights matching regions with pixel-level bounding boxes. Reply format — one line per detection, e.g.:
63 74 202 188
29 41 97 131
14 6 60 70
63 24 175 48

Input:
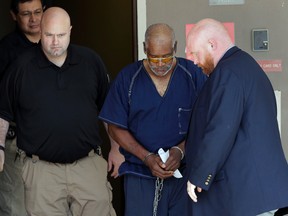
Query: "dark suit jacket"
185 46 288 216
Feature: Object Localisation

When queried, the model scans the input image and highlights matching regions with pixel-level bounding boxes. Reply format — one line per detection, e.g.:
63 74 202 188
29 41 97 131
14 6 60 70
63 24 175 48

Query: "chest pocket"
178 108 192 134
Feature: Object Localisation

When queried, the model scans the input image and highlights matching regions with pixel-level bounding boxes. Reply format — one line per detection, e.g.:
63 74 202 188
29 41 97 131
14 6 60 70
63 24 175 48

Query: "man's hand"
0 149 4 172
163 147 182 172
108 142 124 178
144 154 174 179
187 180 202 202
103 122 125 178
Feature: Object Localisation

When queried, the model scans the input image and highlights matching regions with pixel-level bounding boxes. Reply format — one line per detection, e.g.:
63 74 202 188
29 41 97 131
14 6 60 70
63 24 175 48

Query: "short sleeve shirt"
0 44 110 163
99 58 206 177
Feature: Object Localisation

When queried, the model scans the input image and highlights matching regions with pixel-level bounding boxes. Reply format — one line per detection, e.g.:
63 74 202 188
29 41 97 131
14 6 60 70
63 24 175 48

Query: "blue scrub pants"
124 171 188 216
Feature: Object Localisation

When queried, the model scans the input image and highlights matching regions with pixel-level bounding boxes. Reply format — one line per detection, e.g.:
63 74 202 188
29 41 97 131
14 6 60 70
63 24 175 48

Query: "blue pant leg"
157 173 189 216
124 175 155 216
124 173 189 216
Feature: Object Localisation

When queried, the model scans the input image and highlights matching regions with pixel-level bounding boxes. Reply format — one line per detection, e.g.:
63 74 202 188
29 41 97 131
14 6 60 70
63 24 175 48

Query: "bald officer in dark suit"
185 18 288 216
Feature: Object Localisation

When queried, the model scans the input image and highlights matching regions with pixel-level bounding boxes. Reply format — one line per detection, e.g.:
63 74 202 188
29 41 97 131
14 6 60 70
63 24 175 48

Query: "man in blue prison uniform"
99 23 206 216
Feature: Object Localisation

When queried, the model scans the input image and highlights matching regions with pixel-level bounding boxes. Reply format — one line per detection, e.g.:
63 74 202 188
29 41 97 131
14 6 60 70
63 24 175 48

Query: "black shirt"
0 44 110 163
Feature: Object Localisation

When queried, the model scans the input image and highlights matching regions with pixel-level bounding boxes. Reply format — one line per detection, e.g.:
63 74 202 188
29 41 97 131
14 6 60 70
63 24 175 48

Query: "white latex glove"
187 180 202 202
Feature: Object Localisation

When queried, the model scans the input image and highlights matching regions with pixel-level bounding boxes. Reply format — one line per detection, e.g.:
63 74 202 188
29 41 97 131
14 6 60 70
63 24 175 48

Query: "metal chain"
153 177 164 216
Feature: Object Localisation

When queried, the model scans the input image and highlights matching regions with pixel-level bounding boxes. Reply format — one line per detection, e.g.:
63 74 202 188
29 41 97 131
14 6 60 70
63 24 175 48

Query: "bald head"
41 7 71 30
144 23 176 50
187 18 233 53
188 18 232 47
186 18 234 70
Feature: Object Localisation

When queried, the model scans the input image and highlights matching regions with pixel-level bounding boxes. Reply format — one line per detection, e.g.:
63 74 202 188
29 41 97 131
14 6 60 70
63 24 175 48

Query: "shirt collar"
36 44 81 68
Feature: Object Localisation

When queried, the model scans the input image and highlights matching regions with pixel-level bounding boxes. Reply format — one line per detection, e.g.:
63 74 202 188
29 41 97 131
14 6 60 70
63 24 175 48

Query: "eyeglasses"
147 55 174 64
18 9 43 18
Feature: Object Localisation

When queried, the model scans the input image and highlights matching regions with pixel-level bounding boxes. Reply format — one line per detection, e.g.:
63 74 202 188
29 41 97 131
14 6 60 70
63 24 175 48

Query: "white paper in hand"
158 148 183 178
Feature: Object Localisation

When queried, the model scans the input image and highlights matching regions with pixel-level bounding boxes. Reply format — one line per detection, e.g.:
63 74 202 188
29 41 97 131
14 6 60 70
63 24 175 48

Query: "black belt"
25 146 102 163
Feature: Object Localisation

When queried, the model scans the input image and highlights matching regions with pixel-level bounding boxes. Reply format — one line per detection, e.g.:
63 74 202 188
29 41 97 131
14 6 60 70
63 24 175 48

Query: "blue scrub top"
99 57 206 178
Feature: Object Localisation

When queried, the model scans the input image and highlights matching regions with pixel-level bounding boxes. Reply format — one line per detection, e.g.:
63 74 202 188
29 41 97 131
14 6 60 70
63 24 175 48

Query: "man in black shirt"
0 6 120 216
0 0 45 215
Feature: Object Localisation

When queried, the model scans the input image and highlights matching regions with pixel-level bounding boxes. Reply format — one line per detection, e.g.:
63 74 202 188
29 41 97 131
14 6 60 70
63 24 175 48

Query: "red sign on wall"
257 60 282 72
